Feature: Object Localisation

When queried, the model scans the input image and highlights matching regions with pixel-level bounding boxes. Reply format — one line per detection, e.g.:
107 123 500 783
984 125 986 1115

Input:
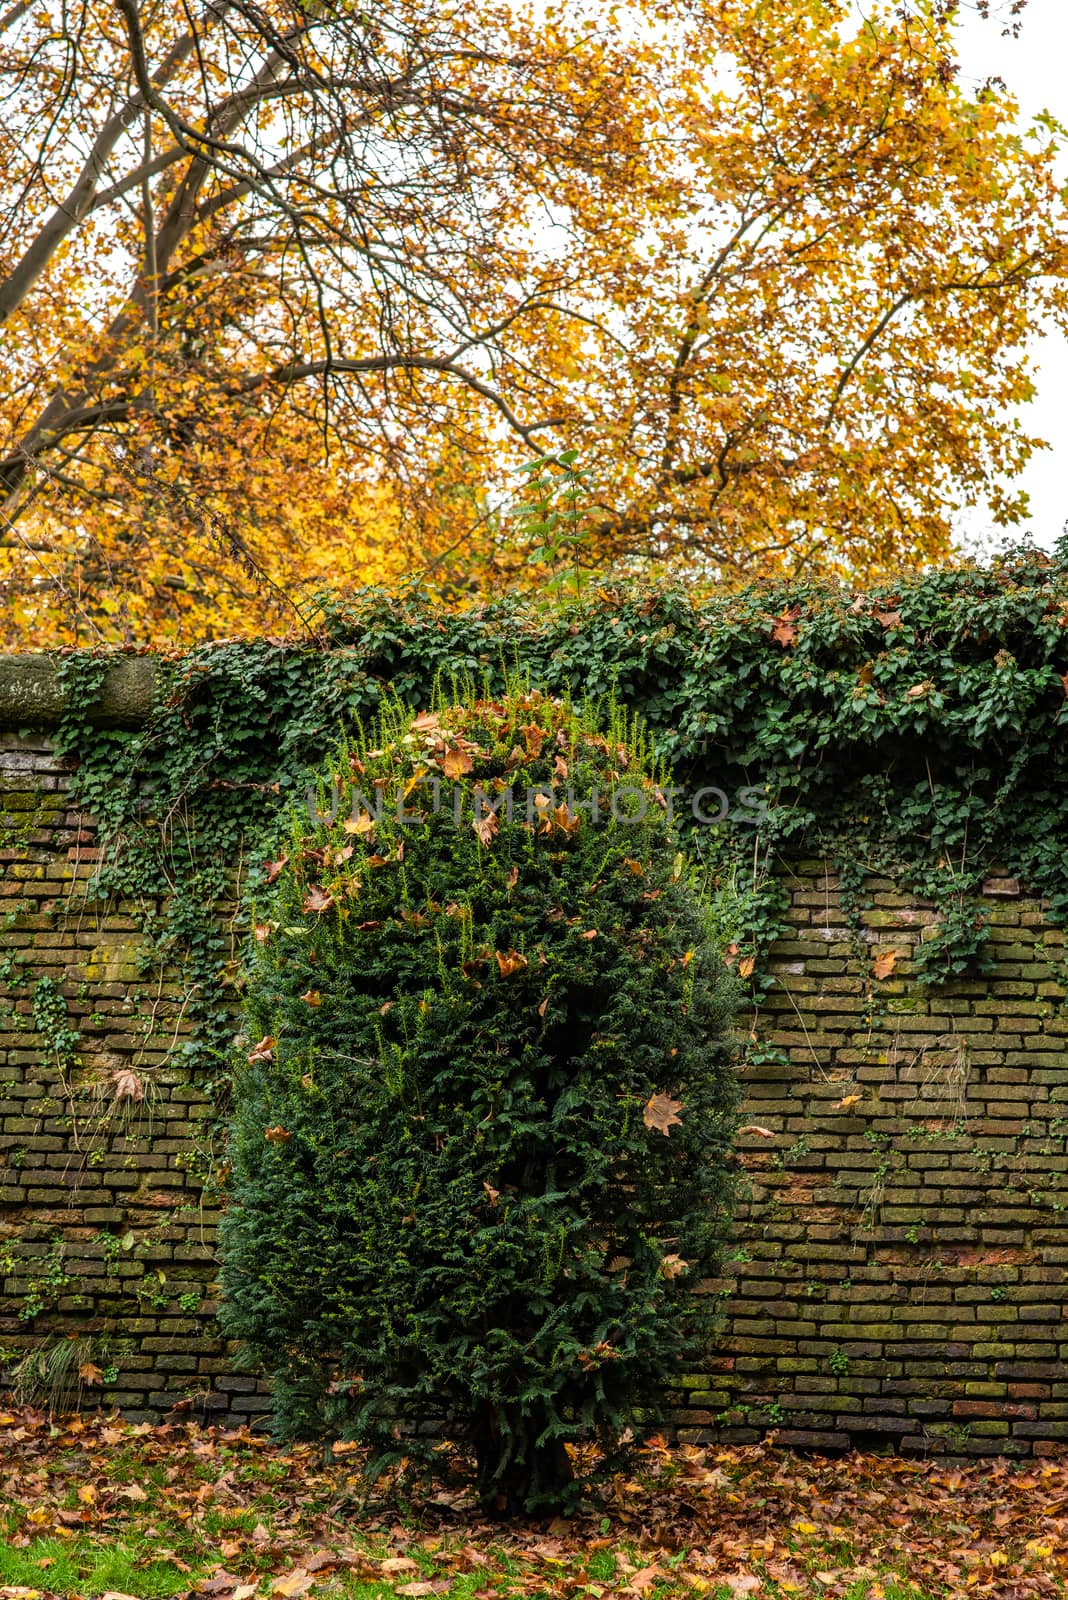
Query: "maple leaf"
875 610 903 629
263 855 289 883
254 922 273 943
873 949 899 979
112 1069 145 1103
299 990 322 1006
343 814 376 835
643 1093 684 1135
737 955 755 978
247 1035 275 1064
78 1361 104 1385
302 885 336 915
495 949 528 978
264 1125 291 1143
411 711 439 732
473 810 499 847
441 747 474 778
660 1253 689 1279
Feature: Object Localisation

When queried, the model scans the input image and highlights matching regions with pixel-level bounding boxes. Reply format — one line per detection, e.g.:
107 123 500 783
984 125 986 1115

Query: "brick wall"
2 728 1066 1454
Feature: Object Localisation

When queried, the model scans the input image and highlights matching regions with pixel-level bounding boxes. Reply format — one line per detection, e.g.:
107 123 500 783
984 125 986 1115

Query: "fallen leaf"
873 949 899 979
299 990 322 1006
264 1125 291 1144
442 747 474 779
660 1253 689 1279
302 885 335 915
264 856 289 882
473 811 499 847
112 1069 144 1103
495 949 528 978
78 1362 104 1385
739 1124 775 1138
838 1093 862 1109
343 814 376 835
271 1570 314 1598
247 1035 275 1064
737 955 755 978
627 1565 665 1592
643 1093 684 1135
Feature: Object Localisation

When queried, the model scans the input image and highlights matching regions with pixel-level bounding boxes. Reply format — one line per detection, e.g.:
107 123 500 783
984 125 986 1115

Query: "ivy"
51 546 1068 1090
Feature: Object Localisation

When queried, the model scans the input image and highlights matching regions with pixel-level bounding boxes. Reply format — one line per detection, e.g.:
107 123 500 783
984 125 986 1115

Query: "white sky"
952 0 1068 553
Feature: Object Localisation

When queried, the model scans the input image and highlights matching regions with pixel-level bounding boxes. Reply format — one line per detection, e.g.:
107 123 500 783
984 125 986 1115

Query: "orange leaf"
300 990 322 1006
495 948 528 977
247 1035 275 1064
873 949 899 979
441 747 474 778
264 1125 291 1143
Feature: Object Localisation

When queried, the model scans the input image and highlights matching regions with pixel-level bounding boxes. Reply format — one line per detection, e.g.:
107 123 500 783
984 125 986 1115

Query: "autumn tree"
0 0 1064 641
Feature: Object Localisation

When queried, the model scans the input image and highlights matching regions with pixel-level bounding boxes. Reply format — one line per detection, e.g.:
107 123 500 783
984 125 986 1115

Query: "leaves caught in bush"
219 688 739 1516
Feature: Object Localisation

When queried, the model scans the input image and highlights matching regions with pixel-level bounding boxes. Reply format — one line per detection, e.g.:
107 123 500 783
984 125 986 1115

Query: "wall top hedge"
32 545 1068 1079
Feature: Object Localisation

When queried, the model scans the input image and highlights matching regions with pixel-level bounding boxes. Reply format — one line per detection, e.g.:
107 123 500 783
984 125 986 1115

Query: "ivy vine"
50 544 1068 1094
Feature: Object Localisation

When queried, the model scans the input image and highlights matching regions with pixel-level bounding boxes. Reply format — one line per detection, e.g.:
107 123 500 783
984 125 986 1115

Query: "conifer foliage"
219 690 738 1514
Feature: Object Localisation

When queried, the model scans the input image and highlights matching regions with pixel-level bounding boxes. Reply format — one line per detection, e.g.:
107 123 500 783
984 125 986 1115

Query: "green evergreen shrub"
219 688 738 1514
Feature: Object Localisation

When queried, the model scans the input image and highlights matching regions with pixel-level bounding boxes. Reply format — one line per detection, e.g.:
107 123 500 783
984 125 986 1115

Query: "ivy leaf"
643 1093 684 1135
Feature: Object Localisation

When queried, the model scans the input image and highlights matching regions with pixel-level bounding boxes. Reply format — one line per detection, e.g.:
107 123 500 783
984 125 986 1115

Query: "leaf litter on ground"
0 1407 1064 1600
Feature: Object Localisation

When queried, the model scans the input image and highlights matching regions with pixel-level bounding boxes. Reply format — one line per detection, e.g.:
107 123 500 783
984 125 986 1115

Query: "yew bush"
219 690 738 1514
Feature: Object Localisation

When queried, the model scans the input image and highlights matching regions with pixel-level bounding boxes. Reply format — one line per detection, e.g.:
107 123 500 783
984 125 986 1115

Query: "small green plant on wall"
220 687 740 1516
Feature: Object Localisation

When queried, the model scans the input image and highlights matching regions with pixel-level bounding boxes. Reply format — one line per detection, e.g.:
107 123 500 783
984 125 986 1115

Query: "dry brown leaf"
302 884 335 915
299 990 322 1006
495 948 528 978
441 747 474 779
643 1093 684 1135
738 1124 775 1139
873 949 899 979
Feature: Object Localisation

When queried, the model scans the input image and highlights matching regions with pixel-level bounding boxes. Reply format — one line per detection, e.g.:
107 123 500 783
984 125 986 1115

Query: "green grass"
0 1534 207 1597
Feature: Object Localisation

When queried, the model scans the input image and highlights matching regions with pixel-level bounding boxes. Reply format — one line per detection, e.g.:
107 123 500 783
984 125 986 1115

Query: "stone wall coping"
0 654 158 728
